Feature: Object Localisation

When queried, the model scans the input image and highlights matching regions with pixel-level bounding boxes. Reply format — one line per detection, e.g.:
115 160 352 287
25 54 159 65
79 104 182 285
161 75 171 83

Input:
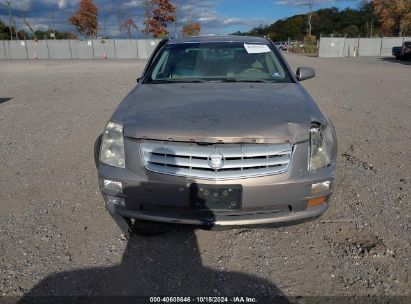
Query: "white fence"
318 37 411 58
0 39 161 60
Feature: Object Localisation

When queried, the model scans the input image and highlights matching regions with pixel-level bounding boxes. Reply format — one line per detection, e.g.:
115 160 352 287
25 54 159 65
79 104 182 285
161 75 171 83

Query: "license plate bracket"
190 184 242 210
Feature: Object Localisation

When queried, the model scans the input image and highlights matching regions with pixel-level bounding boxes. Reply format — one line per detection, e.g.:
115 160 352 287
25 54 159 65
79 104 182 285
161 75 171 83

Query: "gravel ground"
0 54 410 301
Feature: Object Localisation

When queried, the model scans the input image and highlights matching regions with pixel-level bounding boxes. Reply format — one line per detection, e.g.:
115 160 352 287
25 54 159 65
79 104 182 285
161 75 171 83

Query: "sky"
0 0 359 37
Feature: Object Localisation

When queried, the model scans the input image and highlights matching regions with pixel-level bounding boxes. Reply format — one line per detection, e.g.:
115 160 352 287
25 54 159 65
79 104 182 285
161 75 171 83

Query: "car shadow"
379 57 411 65
0 97 13 105
17 226 290 303
17 144 291 303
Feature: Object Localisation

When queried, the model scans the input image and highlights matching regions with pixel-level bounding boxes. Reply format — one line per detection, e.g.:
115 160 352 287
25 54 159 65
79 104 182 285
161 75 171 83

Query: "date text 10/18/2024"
149 297 258 303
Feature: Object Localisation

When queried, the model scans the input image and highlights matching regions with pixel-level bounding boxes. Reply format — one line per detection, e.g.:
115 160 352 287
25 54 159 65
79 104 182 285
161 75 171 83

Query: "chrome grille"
140 140 293 179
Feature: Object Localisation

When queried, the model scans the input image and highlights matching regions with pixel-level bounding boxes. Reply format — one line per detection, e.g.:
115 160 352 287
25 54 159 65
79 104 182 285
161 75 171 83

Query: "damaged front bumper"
96 137 336 231
105 198 329 227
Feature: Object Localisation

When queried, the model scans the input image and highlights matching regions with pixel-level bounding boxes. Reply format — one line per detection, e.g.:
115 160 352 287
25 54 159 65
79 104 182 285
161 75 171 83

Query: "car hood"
112 82 325 144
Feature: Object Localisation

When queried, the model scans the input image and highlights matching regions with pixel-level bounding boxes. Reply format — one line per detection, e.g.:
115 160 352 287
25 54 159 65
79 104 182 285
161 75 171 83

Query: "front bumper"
97 138 335 227
105 198 329 226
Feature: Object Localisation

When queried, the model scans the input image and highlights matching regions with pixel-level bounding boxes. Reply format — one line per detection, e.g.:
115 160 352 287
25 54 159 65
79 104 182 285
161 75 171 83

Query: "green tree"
234 3 381 40
0 18 13 39
0 19 5 37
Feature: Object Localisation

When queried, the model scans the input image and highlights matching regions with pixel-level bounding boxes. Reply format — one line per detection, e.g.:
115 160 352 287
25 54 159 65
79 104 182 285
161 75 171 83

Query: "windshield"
145 42 291 83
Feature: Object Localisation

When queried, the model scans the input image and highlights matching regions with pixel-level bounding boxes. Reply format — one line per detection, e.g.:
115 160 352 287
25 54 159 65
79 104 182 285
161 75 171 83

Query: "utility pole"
370 18 373 37
142 0 152 37
12 13 18 39
8 1 14 40
366 21 369 37
174 3 177 38
187 7 192 23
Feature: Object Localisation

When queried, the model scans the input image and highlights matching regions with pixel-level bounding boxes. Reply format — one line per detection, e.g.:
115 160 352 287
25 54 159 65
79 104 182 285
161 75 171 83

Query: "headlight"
309 125 330 171
100 121 125 168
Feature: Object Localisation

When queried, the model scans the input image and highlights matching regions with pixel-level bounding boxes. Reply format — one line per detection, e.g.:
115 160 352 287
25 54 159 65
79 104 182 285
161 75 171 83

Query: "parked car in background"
274 41 289 51
95 36 337 235
289 40 298 47
392 41 411 60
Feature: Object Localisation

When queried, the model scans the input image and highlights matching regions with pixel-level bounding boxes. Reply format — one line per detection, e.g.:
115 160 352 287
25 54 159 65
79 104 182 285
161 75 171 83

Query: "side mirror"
137 77 141 83
296 67 315 81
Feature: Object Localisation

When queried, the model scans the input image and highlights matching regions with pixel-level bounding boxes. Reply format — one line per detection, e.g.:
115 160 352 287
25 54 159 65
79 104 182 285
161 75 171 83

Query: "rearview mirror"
296 67 315 81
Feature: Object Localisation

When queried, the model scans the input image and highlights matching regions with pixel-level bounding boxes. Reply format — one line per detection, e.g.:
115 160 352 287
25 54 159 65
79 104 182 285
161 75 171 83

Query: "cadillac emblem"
208 153 224 169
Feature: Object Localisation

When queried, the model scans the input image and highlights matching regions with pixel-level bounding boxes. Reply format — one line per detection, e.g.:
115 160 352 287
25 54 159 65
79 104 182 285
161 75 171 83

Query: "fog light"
105 195 125 207
307 196 326 208
311 181 330 194
101 179 123 195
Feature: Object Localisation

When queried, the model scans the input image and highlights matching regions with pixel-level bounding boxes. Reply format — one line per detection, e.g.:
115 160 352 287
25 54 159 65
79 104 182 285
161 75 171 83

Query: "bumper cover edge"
106 202 328 226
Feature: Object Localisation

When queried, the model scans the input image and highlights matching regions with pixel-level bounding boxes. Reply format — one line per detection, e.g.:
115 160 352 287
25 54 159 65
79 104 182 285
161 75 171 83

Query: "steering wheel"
242 68 263 73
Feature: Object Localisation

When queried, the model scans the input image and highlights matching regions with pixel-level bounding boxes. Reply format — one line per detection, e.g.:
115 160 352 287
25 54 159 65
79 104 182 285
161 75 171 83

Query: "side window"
151 51 170 80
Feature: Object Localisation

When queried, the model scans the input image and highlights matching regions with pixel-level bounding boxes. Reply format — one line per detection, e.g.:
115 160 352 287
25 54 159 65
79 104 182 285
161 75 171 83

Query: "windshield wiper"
149 78 208 84
149 78 275 84
220 78 273 83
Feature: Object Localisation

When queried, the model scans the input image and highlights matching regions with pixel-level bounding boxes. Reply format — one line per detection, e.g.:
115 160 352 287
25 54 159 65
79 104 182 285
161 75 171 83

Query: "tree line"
233 0 411 41
0 0 201 40
0 19 75 40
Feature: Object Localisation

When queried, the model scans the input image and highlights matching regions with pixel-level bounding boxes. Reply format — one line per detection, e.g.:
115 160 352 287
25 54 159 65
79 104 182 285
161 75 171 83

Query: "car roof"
167 35 270 45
